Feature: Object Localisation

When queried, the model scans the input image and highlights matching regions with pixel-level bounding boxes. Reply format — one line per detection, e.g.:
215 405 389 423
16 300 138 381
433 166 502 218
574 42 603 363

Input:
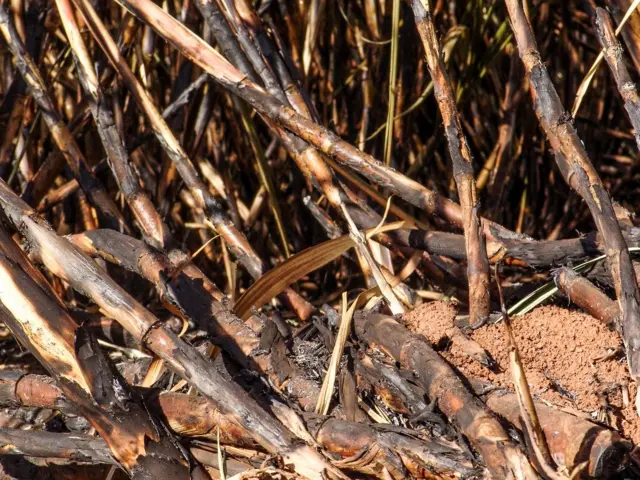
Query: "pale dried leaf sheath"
498 285 562 479
504 0 640 382
109 0 517 241
0 4 128 233
411 0 490 324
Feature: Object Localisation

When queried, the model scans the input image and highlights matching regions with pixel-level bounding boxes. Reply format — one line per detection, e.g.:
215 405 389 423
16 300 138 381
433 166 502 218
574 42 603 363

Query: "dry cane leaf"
233 221 412 319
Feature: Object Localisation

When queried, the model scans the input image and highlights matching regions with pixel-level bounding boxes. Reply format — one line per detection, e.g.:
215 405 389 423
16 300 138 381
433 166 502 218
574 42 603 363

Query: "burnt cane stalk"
0 3 128 234
0 178 345 480
411 0 490 324
355 311 537 479
105 0 518 243
595 7 640 152
0 224 193 478
0 429 117 466
66 0 314 320
195 0 404 313
554 267 620 325
408 227 640 269
504 0 640 390
65 228 322 412
0 371 477 479
353 349 630 478
55 0 170 249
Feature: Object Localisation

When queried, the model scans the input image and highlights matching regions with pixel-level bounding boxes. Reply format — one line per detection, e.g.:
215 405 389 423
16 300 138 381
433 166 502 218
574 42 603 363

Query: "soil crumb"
402 302 639 444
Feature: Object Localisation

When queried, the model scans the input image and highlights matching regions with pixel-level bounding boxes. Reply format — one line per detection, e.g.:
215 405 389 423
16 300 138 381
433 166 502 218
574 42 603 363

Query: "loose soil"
402 302 640 444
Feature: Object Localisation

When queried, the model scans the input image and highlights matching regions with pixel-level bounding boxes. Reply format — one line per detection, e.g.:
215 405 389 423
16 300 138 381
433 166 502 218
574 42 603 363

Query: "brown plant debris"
1 0 640 478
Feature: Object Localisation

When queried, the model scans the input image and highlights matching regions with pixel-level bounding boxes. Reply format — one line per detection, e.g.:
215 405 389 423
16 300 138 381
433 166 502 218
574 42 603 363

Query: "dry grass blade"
302 0 324 75
382 0 401 166
234 221 411 319
316 290 372 415
217 427 227 480
234 235 354 319
496 269 566 480
238 103 291 258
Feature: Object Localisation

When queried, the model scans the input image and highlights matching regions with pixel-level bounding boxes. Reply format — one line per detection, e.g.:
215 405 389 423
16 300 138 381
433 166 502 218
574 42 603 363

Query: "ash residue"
291 339 329 382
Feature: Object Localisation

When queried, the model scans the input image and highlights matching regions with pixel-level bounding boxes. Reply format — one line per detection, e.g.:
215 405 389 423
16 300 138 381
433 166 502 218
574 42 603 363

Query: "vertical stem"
411 0 490 323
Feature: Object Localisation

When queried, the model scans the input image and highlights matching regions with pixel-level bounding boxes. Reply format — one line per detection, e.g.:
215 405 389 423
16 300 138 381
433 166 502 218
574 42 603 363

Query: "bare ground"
402 302 640 444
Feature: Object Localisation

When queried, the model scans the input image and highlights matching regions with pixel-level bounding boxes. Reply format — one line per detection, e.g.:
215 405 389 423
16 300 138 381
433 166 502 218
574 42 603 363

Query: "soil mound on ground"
402 302 639 443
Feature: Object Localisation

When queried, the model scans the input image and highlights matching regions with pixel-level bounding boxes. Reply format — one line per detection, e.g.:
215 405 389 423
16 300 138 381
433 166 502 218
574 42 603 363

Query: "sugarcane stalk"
0 225 192 478
410 0 490 324
355 311 537 479
504 0 640 388
65 228 322 411
68 0 314 320
0 371 476 479
55 0 170 248
0 178 344 480
595 7 640 152
0 3 128 233
554 267 620 325
109 0 518 245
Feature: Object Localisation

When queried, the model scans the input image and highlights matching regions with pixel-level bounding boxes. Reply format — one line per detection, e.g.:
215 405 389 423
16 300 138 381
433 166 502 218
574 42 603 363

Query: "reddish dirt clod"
403 302 640 443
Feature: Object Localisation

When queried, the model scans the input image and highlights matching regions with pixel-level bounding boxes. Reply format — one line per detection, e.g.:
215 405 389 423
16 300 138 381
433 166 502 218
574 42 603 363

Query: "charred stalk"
411 0 490 324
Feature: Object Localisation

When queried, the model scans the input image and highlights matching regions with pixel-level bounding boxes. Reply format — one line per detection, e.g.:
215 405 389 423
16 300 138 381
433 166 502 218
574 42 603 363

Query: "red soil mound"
402 302 640 443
